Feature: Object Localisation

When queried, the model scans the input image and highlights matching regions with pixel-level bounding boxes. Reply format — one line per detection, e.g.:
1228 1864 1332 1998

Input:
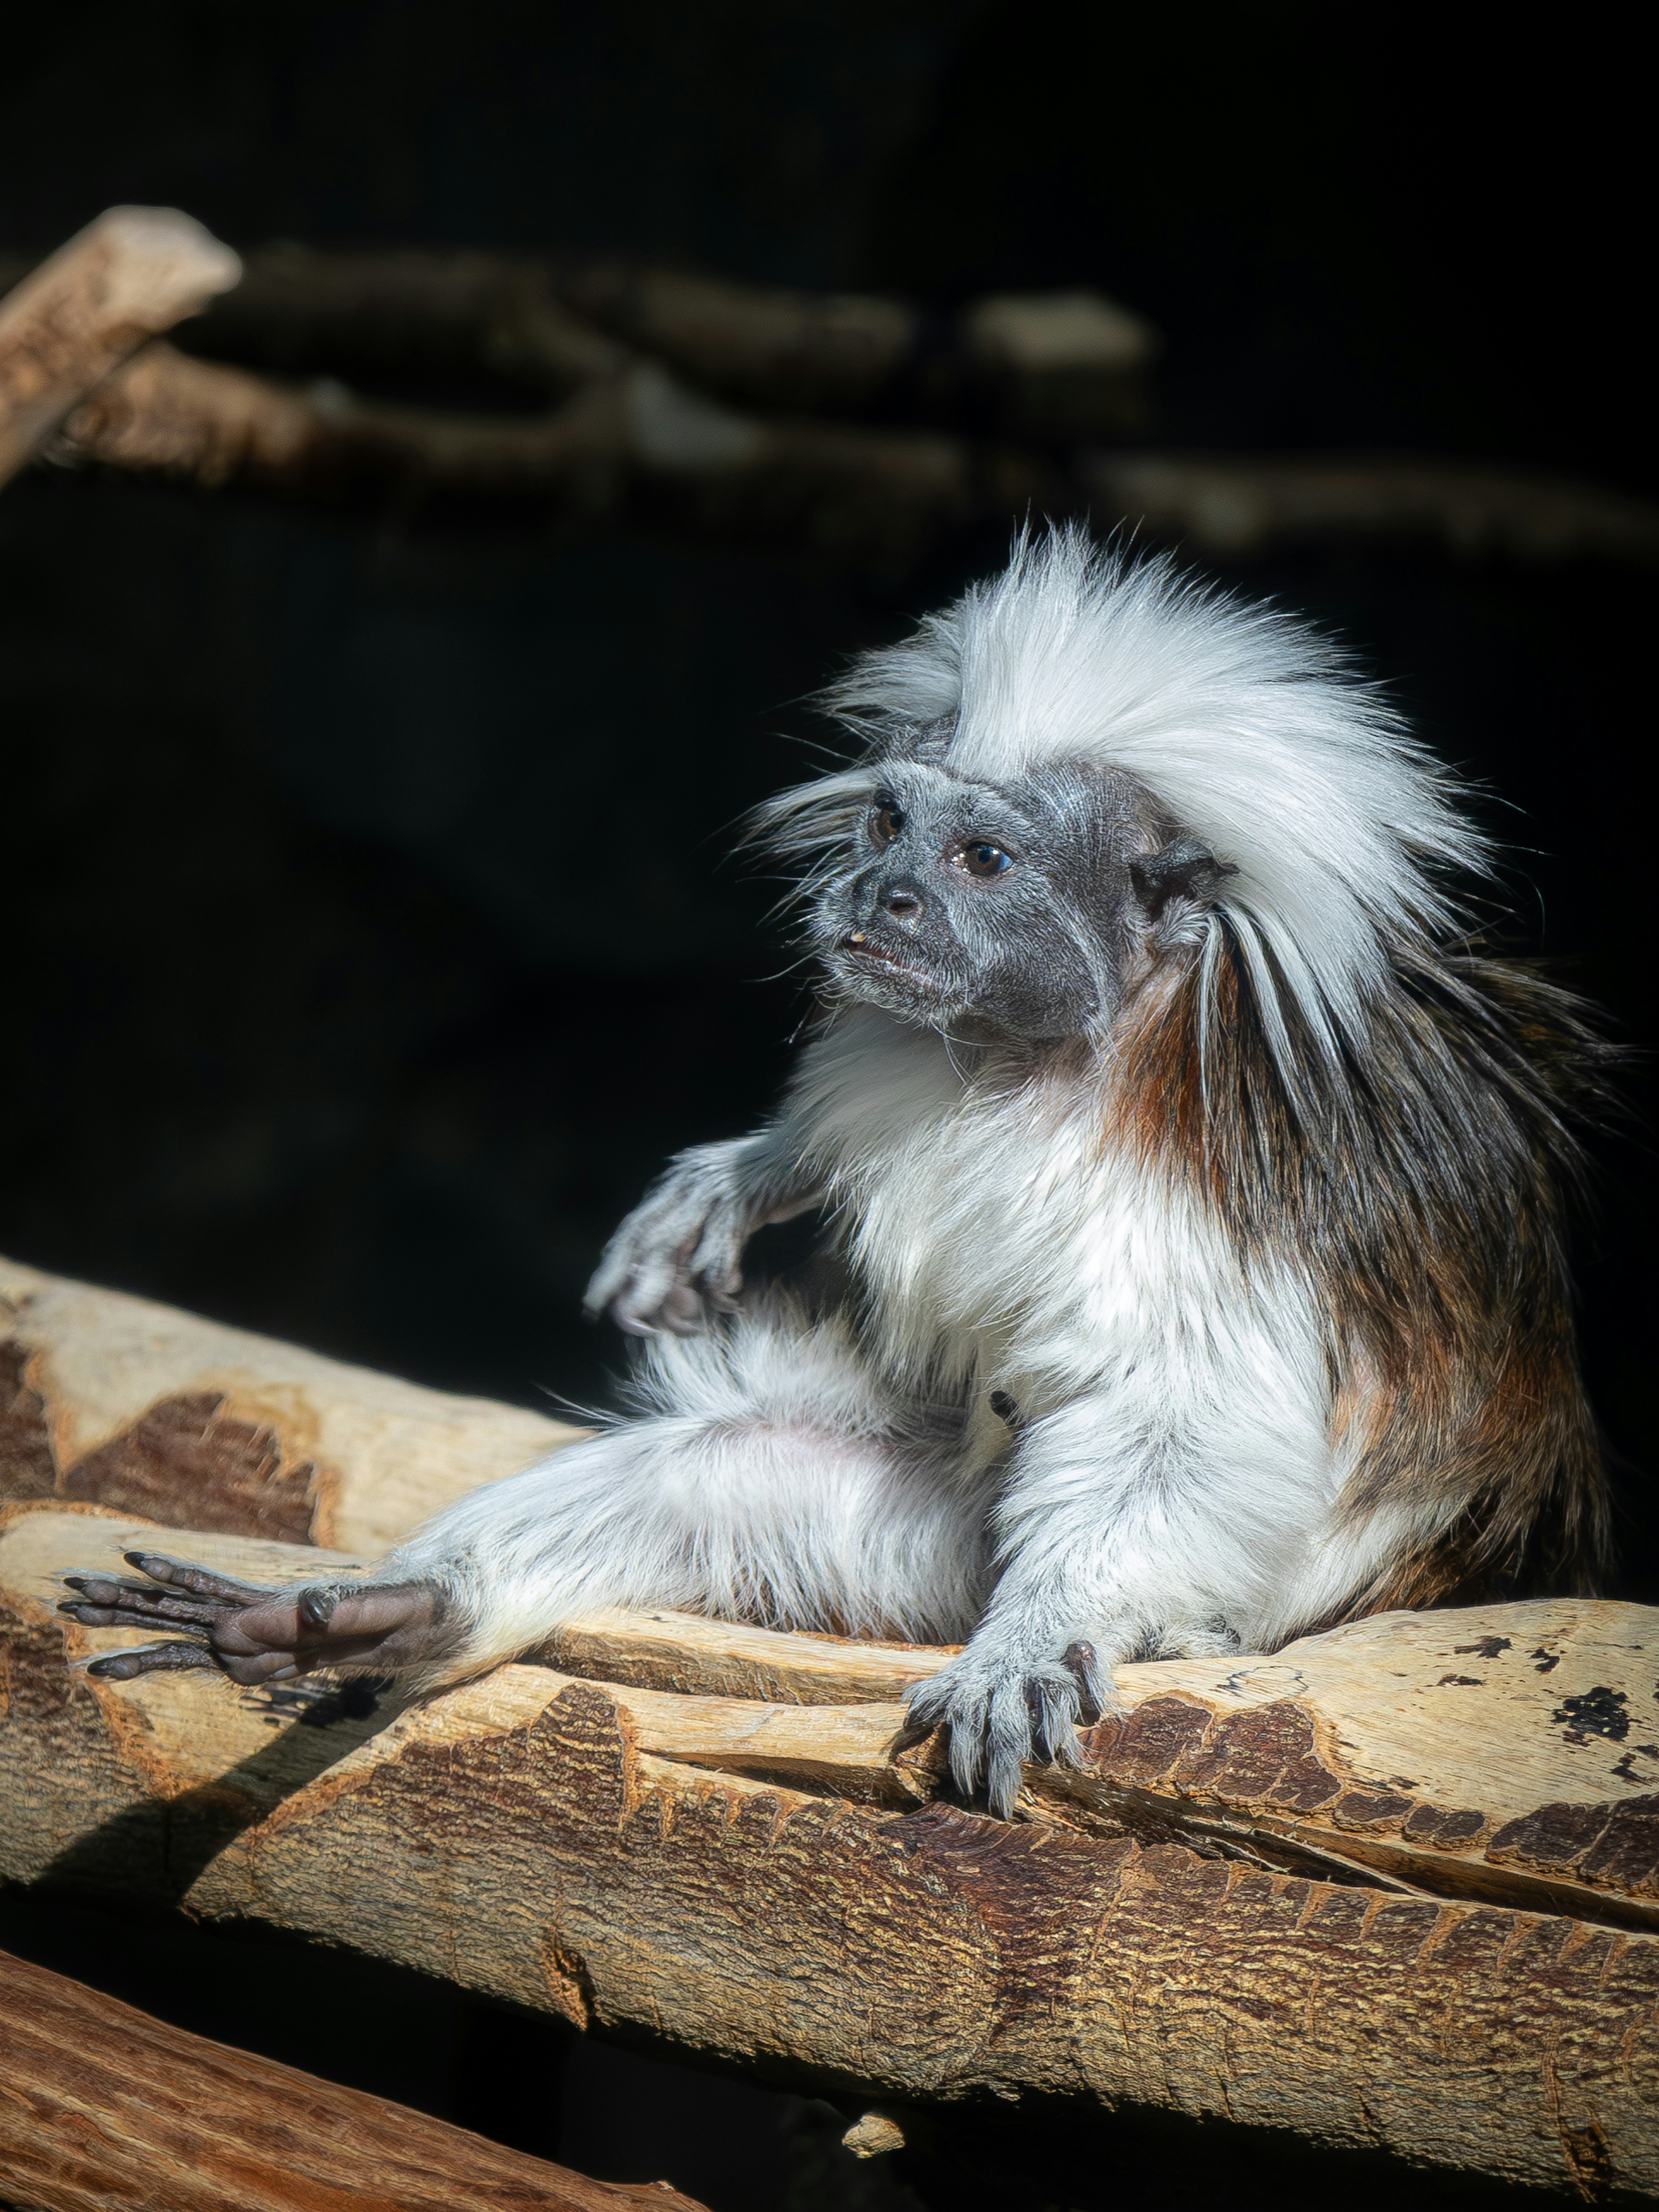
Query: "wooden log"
5 1496 1659 2194
84 241 1150 432
0 1946 708 2212
1 1253 585 1556
0 208 240 488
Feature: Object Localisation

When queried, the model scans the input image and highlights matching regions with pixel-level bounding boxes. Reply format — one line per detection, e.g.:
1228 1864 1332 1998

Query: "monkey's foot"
60 1553 459 1685
903 1636 1117 1820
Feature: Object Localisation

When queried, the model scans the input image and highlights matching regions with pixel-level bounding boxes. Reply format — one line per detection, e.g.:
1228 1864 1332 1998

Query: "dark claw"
888 1711 940 1756
123 1551 271 1606
1062 1639 1104 1723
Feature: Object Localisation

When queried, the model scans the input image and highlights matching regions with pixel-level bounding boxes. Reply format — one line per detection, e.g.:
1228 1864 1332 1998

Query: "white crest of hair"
821 522 1489 1071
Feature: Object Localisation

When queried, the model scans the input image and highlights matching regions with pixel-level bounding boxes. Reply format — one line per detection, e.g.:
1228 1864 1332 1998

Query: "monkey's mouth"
835 934 942 993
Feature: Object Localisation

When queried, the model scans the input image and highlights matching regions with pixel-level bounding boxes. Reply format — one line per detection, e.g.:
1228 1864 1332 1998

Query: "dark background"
0 7 1652 2209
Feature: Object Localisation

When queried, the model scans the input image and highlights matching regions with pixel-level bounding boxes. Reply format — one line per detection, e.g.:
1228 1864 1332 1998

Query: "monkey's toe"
86 1640 234 1679
906 1648 1100 1818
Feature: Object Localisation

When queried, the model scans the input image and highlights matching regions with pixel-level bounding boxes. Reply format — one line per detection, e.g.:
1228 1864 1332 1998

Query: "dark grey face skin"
809 755 1218 1046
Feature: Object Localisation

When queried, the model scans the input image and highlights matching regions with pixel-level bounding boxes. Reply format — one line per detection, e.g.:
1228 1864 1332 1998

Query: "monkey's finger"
582 1246 641 1317
607 1253 692 1336
944 1709 989 1798
655 1280 712 1337
86 1640 222 1679
121 1551 282 1607
60 1597 215 1636
690 1248 744 1312
986 1678 1045 1814
62 1573 241 1627
1025 1671 1087 1769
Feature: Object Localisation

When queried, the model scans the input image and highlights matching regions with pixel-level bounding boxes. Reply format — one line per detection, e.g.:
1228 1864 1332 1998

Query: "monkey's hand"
60 1552 460 1685
585 1136 818 1338
903 1633 1121 1820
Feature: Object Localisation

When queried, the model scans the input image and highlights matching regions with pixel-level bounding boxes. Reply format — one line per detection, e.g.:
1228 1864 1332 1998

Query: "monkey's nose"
881 882 925 932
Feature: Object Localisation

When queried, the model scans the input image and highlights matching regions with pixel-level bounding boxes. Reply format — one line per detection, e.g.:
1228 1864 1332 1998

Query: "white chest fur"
791 1013 1329 1431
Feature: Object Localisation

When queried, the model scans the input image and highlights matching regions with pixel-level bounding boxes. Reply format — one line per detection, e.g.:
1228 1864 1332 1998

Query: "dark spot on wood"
1402 1803 1487 1846
1552 1687 1629 1742
1177 1700 1336 1806
1488 1799 1612 1872
1576 1795 1659 1896
1611 1754 1641 1783
1532 1649 1561 1672
0 1339 57 1502
1268 1757 1346 1813
1084 1694 1212 1785
1453 1636 1511 1658
60 1391 321 1543
1437 1674 1484 1686
1331 1788 1415 1830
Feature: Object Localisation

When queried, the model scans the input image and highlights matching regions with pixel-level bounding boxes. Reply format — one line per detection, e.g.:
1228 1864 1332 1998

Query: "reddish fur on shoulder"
1117 928 1610 1619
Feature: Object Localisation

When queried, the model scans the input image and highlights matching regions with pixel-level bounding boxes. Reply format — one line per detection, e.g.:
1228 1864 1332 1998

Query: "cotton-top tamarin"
65 528 1611 1815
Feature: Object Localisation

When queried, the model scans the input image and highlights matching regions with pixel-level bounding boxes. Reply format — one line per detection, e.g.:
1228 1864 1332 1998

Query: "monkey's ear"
1128 835 1238 920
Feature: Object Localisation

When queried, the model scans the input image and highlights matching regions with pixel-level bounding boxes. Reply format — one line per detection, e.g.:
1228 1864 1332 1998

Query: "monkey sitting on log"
64 527 1612 1816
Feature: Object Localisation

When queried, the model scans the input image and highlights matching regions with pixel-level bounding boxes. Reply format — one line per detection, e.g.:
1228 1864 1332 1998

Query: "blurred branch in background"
4 216 1657 573
0 208 239 488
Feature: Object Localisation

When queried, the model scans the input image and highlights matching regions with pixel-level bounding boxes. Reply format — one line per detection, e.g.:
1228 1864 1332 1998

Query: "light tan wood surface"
2 1254 586 1553
6 1497 1659 2195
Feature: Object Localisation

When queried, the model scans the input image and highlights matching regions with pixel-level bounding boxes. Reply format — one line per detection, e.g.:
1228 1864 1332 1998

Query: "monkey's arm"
584 1130 823 1337
906 1370 1340 1817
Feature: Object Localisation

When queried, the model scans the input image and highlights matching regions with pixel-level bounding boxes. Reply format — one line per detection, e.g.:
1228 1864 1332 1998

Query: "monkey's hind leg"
64 1302 991 1688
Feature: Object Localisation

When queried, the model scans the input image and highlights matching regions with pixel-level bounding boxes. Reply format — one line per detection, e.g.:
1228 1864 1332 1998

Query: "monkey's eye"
870 795 906 846
953 841 1013 879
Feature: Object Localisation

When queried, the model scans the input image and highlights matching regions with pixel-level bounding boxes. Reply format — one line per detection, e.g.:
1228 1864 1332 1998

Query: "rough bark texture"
0 208 238 486
4 1470 1659 2197
0 1253 585 1555
0 1946 709 2212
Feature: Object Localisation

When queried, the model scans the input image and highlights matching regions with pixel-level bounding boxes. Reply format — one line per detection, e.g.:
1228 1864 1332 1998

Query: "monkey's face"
810 761 1158 1043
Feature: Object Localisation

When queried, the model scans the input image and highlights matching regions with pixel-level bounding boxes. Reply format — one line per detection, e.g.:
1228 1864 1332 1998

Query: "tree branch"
6 223 1656 571
0 1947 710 2212
0 209 239 488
